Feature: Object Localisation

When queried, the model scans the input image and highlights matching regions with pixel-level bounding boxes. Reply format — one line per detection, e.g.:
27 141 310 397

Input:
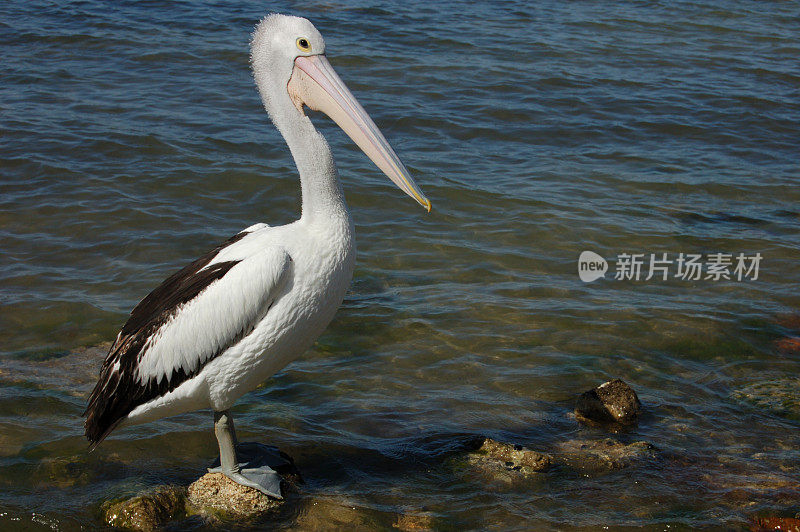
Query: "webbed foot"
208 442 290 499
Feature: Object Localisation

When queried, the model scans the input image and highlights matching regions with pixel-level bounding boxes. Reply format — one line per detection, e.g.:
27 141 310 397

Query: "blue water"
1 1 799 529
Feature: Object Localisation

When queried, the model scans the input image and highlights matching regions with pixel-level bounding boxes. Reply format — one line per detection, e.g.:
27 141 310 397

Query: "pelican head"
250 14 430 212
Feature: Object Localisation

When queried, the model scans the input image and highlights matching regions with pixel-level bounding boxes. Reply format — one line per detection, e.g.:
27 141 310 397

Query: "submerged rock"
0 425 26 457
555 438 657 473
393 511 436 531
0 342 110 397
705 470 799 496
473 438 551 471
750 515 800 532
103 486 186 530
292 496 387 530
775 313 800 331
575 378 642 425
774 336 800 355
732 379 800 421
461 437 551 484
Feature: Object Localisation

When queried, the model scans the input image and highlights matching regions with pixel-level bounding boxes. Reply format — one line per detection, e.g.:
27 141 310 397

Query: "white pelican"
84 13 430 498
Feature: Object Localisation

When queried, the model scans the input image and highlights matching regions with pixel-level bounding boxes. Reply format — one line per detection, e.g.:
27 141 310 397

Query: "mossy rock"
471 438 551 472
456 437 551 486
103 485 187 530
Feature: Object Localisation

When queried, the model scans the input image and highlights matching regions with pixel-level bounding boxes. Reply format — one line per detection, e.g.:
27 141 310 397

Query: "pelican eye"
296 38 311 52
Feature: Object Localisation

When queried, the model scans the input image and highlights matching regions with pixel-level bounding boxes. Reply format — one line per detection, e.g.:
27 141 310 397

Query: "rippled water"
2 0 799 529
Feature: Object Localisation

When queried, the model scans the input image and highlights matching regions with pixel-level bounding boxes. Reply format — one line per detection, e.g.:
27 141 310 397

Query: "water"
1 0 799 529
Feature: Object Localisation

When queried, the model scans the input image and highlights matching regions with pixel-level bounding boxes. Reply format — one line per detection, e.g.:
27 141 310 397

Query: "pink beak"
288 54 431 212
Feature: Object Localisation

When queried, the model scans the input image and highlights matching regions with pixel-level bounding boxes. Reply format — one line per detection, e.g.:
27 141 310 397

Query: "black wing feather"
83 231 250 447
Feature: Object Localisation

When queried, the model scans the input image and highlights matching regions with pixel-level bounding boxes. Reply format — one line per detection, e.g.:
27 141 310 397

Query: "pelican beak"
287 54 431 212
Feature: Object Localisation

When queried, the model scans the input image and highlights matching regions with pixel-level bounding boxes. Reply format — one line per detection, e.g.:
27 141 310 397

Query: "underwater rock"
463 437 551 483
750 515 800 532
775 313 800 331
473 438 551 471
705 470 799 496
555 438 657 473
393 511 436 531
732 379 800 421
292 496 387 529
0 426 25 457
774 313 800 354
575 378 642 425
0 342 110 397
104 485 186 530
774 336 800 355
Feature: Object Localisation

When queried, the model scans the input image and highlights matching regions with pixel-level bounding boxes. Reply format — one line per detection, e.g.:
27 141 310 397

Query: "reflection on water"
1 0 799 528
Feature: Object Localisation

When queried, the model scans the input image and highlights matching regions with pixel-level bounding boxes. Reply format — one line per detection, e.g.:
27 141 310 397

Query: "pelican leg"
208 410 285 499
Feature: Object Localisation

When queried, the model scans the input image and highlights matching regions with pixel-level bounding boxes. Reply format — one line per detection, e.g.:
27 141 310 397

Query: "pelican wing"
84 230 291 446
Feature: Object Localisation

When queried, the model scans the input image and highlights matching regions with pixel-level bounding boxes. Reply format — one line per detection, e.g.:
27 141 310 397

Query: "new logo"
578 251 608 283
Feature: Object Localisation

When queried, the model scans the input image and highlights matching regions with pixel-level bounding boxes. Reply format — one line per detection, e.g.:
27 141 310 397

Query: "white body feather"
125 213 355 425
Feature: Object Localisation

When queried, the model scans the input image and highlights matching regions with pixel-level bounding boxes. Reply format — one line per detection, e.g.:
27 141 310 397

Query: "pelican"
84 14 430 498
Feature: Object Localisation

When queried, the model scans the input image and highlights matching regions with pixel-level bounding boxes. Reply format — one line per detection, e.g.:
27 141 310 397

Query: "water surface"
1 0 799 529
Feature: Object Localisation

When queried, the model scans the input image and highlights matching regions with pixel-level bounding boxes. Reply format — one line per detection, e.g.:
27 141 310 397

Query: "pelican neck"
278 111 350 224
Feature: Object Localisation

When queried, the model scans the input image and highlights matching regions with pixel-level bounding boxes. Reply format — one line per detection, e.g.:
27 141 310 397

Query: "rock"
775 337 800 355
461 437 551 484
104 486 186 530
104 446 302 530
704 471 799 494
775 313 800 331
732 379 800 421
104 448 302 527
473 438 551 471
555 438 657 473
187 473 284 518
0 342 111 397
292 497 386 529
0 426 26 457
575 378 642 425
394 512 436 531
750 516 800 532
185 445 301 520
36 455 97 489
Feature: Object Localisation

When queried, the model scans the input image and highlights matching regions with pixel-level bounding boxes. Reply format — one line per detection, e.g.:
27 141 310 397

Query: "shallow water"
1 0 799 529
